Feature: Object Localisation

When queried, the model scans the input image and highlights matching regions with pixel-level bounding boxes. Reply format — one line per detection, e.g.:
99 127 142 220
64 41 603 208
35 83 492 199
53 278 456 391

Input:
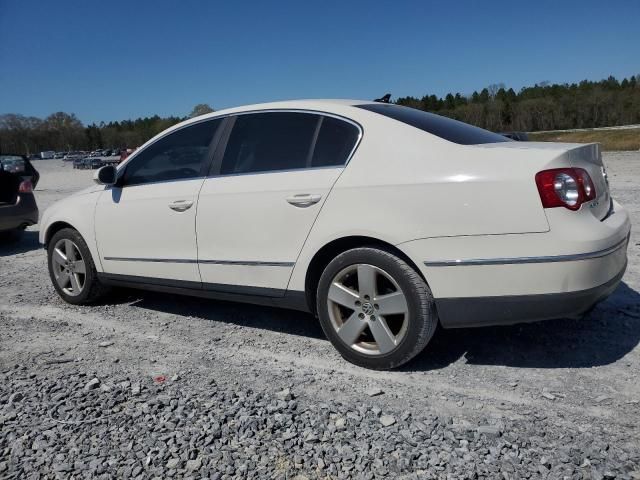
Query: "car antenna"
374 93 391 103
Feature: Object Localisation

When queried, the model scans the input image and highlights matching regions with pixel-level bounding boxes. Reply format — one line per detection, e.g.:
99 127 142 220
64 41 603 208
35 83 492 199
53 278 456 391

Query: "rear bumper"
435 259 626 328
0 194 39 232
398 200 631 328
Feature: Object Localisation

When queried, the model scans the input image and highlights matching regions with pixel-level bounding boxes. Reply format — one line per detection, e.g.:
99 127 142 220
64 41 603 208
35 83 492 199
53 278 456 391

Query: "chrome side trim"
104 257 196 264
424 236 628 267
103 256 294 267
198 260 294 267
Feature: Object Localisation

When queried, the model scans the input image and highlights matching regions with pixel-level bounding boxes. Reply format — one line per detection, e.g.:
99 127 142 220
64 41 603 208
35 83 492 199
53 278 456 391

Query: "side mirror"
94 165 117 186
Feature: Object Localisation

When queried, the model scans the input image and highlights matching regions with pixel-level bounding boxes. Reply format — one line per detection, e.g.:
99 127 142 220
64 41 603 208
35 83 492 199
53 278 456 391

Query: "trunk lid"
477 141 611 220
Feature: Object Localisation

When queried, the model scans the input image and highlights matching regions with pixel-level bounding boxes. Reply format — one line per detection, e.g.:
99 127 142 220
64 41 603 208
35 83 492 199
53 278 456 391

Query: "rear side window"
312 116 360 167
356 103 510 145
220 112 318 175
123 119 221 186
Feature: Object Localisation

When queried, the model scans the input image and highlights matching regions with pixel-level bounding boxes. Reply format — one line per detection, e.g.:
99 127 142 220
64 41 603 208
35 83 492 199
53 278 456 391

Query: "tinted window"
356 103 510 145
123 119 221 186
311 117 360 167
220 112 318 175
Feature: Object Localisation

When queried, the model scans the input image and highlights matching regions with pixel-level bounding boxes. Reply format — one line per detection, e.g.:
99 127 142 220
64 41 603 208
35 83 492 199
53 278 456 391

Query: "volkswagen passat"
40 100 630 369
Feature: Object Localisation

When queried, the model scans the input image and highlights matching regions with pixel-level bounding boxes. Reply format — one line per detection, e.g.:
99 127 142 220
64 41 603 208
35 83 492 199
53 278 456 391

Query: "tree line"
397 75 640 132
0 104 213 156
1 76 639 156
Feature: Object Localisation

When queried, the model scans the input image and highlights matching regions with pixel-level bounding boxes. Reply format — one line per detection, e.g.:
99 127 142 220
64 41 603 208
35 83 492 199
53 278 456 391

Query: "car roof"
176 99 376 130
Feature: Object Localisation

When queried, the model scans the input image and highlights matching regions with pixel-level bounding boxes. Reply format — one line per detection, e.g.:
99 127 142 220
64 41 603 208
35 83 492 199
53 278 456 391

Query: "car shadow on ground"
113 281 640 371
408 281 640 371
0 230 41 257
116 290 326 340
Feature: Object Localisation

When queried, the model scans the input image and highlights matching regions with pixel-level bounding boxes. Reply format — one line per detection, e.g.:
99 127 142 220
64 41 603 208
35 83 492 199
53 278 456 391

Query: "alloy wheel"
51 239 86 296
326 264 409 356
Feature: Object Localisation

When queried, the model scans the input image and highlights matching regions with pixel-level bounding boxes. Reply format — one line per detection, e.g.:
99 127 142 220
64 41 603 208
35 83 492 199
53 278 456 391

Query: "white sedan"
39 100 631 369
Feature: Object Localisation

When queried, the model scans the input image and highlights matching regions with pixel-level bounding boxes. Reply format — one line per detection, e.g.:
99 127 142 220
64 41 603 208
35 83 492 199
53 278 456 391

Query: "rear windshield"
356 103 511 145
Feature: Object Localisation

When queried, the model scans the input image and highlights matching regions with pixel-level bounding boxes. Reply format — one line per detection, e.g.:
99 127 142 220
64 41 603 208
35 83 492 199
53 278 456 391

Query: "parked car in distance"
1 155 39 240
64 151 83 161
40 151 55 160
54 152 66 159
73 157 86 169
102 156 120 166
501 131 529 141
88 157 104 169
119 148 136 163
0 155 26 174
39 100 631 369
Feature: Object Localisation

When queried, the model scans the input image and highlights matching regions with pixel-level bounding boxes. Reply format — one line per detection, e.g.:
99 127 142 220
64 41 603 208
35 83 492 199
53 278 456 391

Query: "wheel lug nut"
370 316 376 321
355 301 361 307
358 313 365 319
364 295 370 300
374 304 379 310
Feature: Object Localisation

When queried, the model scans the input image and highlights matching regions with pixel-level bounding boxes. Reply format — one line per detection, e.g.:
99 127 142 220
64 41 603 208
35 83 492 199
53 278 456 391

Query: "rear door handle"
168 200 194 212
286 194 322 208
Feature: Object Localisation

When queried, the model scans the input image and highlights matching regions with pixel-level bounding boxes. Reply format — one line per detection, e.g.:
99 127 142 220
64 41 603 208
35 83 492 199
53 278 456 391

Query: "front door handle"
168 200 194 212
286 194 322 208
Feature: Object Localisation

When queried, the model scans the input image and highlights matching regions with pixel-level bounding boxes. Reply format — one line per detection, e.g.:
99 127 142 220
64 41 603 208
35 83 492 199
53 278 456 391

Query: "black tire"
316 247 438 370
47 228 109 305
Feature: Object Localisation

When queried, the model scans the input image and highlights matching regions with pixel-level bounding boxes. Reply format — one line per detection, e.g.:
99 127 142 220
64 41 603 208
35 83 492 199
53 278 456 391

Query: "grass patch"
528 128 640 151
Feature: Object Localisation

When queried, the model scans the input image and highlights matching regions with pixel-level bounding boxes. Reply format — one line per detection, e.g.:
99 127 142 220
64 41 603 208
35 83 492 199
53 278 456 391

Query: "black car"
88 157 104 169
0 155 39 240
73 157 86 169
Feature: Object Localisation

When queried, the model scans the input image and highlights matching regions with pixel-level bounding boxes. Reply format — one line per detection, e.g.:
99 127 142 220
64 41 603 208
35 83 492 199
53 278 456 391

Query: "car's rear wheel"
316 247 437 370
47 228 108 304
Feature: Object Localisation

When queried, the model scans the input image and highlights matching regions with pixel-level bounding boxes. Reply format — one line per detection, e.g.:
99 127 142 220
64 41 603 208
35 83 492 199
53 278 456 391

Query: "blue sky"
0 0 638 124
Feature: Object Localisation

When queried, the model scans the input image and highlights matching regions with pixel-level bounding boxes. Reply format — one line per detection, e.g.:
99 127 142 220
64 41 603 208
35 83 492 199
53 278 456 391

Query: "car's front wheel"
317 247 438 370
47 228 108 304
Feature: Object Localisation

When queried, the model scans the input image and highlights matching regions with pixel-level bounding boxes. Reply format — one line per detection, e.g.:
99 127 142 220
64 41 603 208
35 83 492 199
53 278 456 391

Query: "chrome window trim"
103 256 294 267
424 236 629 267
207 165 343 179
107 176 207 189
116 116 225 176
209 109 363 177
116 108 363 185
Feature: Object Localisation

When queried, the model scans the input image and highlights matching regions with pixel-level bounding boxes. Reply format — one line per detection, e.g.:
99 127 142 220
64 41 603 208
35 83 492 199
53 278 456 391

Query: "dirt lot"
1 154 639 479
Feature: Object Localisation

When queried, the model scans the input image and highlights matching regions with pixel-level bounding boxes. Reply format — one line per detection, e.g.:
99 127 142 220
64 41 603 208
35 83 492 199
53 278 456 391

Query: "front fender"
39 191 103 272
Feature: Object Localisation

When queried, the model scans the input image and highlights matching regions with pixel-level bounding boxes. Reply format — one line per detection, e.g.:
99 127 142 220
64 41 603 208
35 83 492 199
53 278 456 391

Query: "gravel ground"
1 154 639 479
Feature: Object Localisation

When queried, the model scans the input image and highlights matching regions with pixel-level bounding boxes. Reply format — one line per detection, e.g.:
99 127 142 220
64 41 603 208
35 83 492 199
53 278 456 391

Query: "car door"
94 118 223 283
196 111 361 294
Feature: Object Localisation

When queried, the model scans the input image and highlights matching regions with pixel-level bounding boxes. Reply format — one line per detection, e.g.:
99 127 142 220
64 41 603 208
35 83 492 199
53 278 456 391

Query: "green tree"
189 103 215 118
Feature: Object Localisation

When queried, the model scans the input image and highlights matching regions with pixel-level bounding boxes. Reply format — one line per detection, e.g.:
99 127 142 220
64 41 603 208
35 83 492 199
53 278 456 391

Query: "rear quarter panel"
287 110 558 292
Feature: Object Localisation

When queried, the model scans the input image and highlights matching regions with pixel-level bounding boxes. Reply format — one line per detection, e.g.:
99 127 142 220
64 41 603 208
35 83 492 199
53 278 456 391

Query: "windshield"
356 103 511 145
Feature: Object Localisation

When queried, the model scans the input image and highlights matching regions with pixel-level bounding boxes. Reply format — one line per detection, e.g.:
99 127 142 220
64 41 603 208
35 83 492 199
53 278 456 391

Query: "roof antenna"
374 93 391 103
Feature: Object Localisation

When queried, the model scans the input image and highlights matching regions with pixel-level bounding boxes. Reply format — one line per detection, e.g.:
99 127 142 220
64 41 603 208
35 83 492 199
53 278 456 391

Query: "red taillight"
18 180 33 193
535 168 596 211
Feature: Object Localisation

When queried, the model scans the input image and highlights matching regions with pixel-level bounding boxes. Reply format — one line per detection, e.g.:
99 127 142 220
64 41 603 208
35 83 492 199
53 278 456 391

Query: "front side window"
220 112 318 175
123 119 221 186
